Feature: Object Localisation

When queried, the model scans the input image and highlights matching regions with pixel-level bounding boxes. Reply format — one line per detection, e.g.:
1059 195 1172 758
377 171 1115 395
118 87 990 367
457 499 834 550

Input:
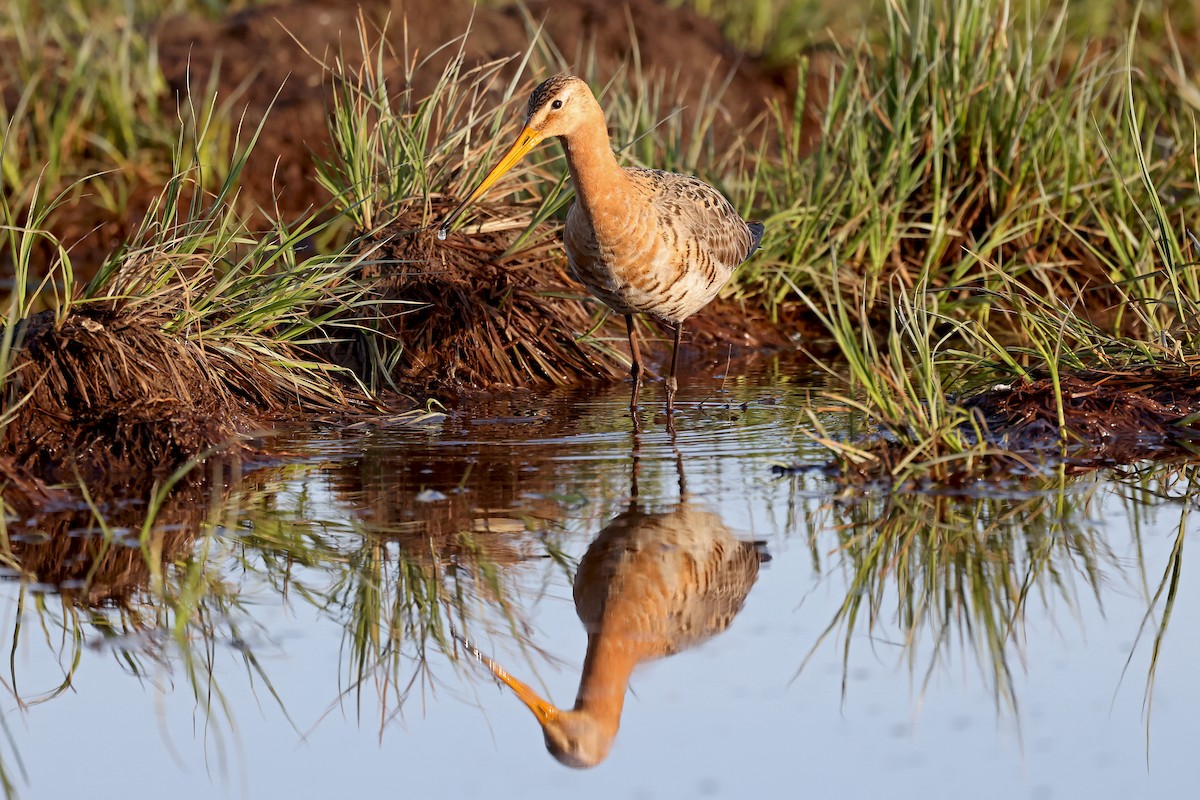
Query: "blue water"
2 354 1197 798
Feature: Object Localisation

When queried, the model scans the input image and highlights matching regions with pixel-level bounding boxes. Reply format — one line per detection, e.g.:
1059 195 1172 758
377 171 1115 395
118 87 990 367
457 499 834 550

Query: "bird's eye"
551 99 563 110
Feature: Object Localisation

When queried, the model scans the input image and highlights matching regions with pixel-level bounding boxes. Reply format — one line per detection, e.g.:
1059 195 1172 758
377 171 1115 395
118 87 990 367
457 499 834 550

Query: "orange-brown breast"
564 167 758 325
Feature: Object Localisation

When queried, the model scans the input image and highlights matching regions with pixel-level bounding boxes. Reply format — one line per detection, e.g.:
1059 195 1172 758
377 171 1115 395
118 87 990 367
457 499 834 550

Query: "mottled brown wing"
573 504 761 654
661 535 761 654
626 167 757 276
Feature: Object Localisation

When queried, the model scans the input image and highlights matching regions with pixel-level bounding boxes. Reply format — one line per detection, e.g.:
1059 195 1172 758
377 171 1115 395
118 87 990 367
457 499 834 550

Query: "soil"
962 368 1200 465
811 366 1200 488
33 0 808 277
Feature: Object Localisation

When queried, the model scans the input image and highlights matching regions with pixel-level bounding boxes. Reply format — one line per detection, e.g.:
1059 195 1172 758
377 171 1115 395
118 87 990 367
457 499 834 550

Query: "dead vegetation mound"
818 366 1200 489
962 368 1200 464
2 304 314 488
338 208 628 393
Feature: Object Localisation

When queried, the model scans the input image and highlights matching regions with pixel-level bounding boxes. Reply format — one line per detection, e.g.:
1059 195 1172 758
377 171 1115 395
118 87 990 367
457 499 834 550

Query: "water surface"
2 353 1197 798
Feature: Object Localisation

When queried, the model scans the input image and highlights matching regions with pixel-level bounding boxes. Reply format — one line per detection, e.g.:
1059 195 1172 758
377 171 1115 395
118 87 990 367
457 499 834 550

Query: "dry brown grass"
335 203 628 393
2 301 363 487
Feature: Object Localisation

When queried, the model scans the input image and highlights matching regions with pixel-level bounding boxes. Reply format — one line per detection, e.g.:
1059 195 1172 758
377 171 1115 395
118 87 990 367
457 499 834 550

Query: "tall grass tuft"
747 0 1200 479
738 0 1193 340
0 0 240 271
315 23 540 236
0 77 408 491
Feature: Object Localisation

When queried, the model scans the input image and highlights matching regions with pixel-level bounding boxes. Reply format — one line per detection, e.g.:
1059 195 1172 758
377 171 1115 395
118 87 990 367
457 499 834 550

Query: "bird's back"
564 167 761 325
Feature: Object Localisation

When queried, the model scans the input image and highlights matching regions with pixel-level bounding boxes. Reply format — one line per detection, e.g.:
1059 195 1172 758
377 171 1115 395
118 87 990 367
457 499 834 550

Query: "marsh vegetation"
1 0 1199 797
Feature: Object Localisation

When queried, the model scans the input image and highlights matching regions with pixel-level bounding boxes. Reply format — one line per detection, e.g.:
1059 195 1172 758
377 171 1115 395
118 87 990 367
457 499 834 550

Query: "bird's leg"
665 322 682 419
625 314 643 415
674 450 686 497
630 427 643 503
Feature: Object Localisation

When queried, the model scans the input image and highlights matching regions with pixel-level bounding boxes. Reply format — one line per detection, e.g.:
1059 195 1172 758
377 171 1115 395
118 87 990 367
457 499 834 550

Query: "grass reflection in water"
792 464 1192 724
0 442 1191 793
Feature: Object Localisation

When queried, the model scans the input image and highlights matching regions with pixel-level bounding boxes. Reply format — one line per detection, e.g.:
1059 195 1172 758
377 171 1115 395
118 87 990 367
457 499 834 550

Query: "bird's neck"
570 631 648 738
560 116 627 219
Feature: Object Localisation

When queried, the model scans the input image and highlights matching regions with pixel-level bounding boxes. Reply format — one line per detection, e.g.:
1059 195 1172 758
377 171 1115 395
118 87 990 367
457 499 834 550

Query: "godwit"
457 452 765 767
439 74 765 419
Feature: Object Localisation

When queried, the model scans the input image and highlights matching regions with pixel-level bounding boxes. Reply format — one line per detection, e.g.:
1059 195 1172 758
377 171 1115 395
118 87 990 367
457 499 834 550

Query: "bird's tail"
752 539 772 563
746 221 766 260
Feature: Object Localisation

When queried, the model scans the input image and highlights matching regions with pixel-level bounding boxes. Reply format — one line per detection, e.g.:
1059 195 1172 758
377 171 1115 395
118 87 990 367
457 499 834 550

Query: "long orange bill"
438 125 544 239
456 630 560 727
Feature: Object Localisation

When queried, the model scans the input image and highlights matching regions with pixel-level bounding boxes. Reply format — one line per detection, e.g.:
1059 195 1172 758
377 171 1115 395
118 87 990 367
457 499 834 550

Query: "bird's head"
497 670 614 769
439 74 598 237
539 709 614 769
523 74 596 139
462 636 615 769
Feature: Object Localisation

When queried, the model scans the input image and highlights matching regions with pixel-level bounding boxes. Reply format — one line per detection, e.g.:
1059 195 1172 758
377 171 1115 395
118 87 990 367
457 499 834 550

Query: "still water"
2 353 1198 798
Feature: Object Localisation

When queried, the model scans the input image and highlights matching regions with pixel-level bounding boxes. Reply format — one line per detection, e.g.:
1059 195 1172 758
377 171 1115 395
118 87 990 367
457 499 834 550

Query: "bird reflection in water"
458 441 767 768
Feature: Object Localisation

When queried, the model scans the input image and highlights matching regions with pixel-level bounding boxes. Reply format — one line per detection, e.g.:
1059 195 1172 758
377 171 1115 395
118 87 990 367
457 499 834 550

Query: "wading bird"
439 75 764 420
457 451 765 768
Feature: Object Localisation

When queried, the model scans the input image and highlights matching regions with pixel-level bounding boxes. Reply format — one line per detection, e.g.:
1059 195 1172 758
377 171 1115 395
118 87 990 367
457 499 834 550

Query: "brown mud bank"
818 366 1200 488
339 210 629 393
0 303 372 512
